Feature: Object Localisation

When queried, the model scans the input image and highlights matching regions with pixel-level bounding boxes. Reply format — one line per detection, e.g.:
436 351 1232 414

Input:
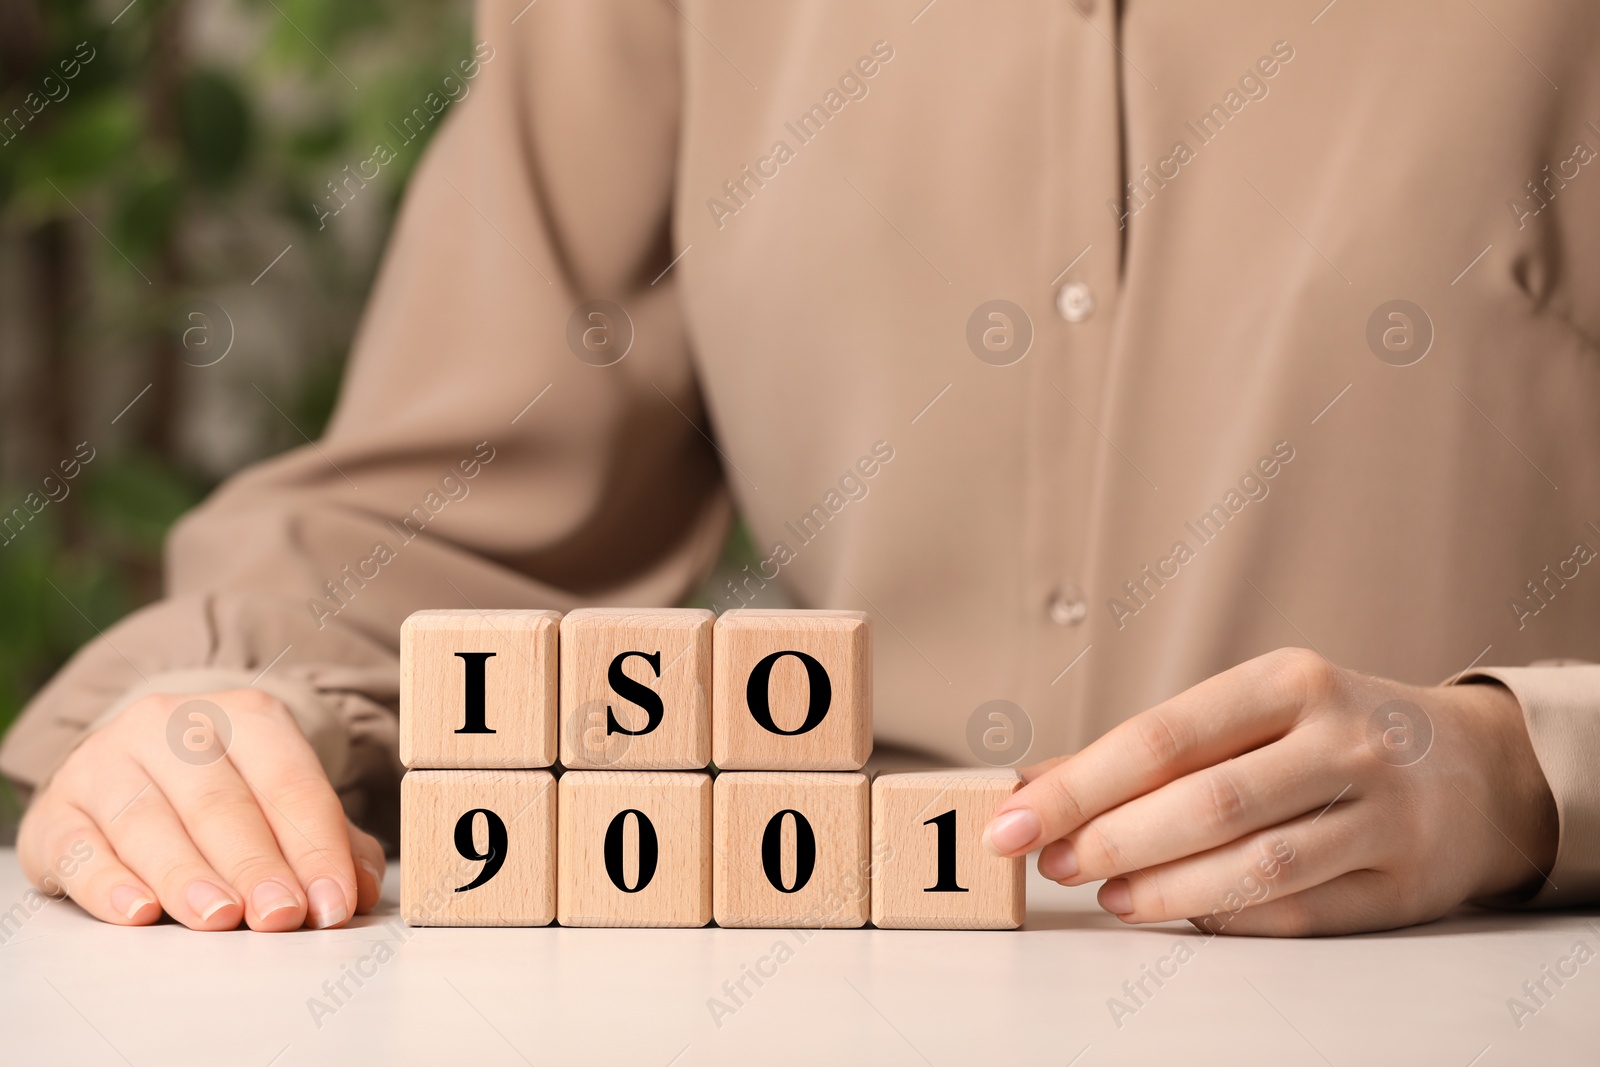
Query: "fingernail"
250 879 300 921
306 877 349 930
1100 878 1133 915
185 880 237 922
982 808 1041 856
110 884 156 921
358 859 383 886
1038 840 1079 881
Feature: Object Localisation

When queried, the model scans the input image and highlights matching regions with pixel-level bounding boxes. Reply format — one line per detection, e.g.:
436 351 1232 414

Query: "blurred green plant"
0 0 473 787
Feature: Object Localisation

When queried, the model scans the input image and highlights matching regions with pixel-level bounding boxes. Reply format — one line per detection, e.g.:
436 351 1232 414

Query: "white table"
0 848 1594 1066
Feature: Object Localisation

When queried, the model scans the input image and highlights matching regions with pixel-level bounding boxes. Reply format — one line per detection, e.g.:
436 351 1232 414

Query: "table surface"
1 849 1596 1066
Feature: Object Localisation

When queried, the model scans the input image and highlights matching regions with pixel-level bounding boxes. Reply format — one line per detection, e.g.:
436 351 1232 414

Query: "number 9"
454 808 508 892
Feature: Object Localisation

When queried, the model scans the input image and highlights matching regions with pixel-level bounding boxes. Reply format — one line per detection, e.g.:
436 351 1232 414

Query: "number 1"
922 809 968 893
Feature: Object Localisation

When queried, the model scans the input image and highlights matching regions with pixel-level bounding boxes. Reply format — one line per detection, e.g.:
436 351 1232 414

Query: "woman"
8 0 1595 934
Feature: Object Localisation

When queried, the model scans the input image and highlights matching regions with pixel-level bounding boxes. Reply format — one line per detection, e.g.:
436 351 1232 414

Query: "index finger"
204 690 361 929
982 648 1330 857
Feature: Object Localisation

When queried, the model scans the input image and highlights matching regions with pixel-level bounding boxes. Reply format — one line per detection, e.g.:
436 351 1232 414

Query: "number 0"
760 809 817 894
604 809 659 893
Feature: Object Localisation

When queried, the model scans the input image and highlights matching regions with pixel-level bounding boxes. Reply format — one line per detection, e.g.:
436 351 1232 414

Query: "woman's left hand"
982 647 1558 935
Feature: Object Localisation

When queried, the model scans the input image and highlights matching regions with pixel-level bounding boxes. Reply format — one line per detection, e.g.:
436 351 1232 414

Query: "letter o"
745 650 831 735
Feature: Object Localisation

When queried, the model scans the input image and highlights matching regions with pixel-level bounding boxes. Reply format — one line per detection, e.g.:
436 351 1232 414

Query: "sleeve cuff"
1455 665 1600 908
87 668 351 786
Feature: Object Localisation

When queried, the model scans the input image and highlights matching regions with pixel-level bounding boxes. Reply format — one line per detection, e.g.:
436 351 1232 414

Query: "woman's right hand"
16 688 384 931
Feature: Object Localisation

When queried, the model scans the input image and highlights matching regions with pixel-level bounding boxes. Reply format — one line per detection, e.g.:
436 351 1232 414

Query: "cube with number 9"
401 769 556 926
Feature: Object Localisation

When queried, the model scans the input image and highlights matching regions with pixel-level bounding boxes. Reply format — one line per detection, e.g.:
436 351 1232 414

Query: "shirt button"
1047 584 1088 627
1056 281 1095 323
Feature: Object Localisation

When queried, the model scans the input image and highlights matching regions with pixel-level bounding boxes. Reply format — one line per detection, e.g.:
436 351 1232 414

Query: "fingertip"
1098 878 1134 916
306 876 353 930
982 807 1042 857
184 880 244 931
108 884 161 926
355 859 384 914
347 821 386 915
195 901 245 931
129 901 164 925
247 879 307 933
1037 838 1079 882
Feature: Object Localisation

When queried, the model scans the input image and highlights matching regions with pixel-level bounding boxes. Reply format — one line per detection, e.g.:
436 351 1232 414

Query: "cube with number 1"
870 770 1024 930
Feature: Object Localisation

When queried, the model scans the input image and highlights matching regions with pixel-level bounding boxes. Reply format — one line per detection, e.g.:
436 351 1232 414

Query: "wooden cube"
557 771 712 927
713 772 870 928
399 609 559 768
400 769 556 926
559 608 712 769
712 609 871 770
871 770 1024 930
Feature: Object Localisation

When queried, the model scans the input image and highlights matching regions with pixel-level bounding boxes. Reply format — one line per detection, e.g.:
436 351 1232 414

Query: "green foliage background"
0 0 475 814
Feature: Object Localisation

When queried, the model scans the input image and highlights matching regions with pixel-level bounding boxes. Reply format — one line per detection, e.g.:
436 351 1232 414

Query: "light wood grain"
401 769 556 927
711 609 871 770
557 771 712 928
870 769 1024 930
399 609 559 768
713 772 870 928
559 608 712 769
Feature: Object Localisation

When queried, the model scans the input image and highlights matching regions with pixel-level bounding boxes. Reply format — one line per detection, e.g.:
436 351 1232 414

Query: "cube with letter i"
399 609 559 768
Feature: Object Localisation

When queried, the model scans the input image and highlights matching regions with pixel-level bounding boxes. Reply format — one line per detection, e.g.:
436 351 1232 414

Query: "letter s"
606 651 665 736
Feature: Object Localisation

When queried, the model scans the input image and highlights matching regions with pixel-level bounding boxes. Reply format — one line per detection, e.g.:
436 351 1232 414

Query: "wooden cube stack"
400 607 1023 929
